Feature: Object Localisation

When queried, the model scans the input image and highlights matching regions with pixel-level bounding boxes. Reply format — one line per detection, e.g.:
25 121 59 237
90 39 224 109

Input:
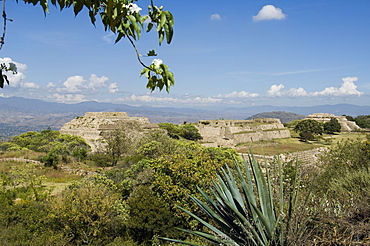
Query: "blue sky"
0 0 369 108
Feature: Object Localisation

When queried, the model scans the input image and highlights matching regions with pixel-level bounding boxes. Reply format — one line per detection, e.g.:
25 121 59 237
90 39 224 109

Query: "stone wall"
196 118 291 147
60 112 158 152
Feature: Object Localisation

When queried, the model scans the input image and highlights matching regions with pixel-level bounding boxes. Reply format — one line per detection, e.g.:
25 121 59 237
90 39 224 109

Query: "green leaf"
158 30 164 45
146 22 154 32
8 63 17 73
160 12 166 29
147 49 157 56
89 10 97 25
73 0 83 16
57 0 65 10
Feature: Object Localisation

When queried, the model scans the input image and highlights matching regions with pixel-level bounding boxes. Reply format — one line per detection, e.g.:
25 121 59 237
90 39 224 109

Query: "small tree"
178 124 203 141
324 117 341 134
293 119 323 141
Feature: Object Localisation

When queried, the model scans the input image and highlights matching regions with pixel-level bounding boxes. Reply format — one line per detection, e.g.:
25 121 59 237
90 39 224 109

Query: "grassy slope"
236 132 367 155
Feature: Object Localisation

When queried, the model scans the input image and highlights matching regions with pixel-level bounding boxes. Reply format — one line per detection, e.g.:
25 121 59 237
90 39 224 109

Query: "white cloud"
267 84 285 97
253 5 287 22
108 83 119 93
88 74 108 90
102 33 115 44
58 75 86 93
119 94 223 104
217 91 259 98
286 87 308 97
267 77 363 98
49 93 86 103
267 84 308 97
311 77 363 97
22 82 39 89
0 93 11 98
54 74 109 93
210 14 222 21
47 82 56 88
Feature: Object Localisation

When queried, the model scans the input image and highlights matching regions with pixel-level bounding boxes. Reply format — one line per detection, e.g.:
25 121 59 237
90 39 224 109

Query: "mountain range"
0 96 369 137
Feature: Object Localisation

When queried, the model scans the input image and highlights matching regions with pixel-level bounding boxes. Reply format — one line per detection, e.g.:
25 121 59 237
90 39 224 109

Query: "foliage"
0 162 55 245
48 175 127 245
293 119 323 141
8 129 90 155
343 114 355 122
100 122 143 165
342 114 370 128
163 155 305 246
0 161 47 201
248 111 305 124
179 124 203 141
123 141 240 238
310 139 370 244
158 123 203 141
4 0 174 91
126 183 182 245
2 129 91 167
158 123 181 139
323 117 341 134
40 152 59 168
87 151 116 167
317 139 370 191
355 115 370 128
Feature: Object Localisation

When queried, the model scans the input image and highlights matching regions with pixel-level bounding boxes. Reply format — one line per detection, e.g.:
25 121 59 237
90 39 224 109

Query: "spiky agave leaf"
162 153 287 246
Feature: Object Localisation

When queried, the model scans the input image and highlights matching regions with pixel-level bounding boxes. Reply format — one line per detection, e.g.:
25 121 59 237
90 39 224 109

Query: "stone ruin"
59 112 159 152
196 118 291 148
306 113 360 132
60 113 293 151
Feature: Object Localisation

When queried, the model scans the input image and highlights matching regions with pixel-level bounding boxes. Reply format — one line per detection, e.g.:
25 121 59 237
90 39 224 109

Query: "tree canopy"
324 117 341 134
293 119 323 141
1 0 174 91
158 123 203 141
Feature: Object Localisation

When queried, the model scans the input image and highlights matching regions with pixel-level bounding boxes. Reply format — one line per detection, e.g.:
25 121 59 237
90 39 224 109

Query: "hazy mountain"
0 96 369 137
246 111 306 123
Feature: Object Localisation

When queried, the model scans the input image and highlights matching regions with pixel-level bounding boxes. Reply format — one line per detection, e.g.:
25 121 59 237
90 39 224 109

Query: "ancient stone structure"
196 118 291 148
306 113 360 132
60 112 159 151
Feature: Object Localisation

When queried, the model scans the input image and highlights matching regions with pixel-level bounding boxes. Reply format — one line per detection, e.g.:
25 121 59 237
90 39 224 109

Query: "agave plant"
163 153 299 246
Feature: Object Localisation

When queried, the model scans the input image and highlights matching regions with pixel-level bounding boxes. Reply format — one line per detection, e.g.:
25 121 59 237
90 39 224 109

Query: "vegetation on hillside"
0 124 369 245
158 122 203 141
246 111 306 123
293 119 324 142
344 114 370 128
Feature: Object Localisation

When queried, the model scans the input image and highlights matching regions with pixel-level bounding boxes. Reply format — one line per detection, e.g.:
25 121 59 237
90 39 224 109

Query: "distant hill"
246 111 306 123
0 96 369 137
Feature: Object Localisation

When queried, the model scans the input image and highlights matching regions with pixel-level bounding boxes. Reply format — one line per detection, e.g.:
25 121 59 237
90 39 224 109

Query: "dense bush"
158 123 203 141
293 119 323 141
324 117 341 134
355 115 370 128
0 129 91 168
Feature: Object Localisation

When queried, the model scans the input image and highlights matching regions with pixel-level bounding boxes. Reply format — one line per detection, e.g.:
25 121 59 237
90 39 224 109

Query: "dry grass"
236 132 368 155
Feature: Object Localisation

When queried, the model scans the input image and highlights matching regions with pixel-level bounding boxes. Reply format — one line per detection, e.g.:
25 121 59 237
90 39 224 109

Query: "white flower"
152 59 163 68
126 3 142 14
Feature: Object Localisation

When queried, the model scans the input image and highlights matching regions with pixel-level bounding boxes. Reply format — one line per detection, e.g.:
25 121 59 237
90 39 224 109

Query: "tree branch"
127 35 152 70
0 0 7 50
